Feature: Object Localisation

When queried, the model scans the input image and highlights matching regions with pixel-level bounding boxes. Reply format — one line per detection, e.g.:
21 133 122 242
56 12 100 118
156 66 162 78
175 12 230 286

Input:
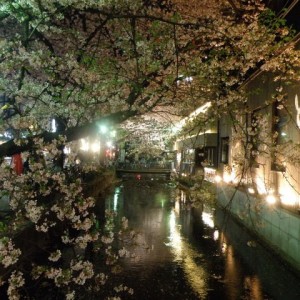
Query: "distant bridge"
115 163 173 180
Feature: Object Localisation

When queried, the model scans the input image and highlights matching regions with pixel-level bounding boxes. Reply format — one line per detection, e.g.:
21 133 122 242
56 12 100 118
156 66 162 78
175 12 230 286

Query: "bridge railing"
116 162 172 170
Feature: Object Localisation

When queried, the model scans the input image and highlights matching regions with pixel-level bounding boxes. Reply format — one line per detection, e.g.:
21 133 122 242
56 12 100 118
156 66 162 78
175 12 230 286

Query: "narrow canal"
103 178 300 300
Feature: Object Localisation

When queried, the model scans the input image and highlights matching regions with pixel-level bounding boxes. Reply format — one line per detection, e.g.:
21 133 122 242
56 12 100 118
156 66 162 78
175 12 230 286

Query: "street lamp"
99 124 108 134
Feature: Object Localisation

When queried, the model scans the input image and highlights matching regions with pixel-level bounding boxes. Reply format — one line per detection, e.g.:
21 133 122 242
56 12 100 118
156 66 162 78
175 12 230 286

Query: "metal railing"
116 162 172 170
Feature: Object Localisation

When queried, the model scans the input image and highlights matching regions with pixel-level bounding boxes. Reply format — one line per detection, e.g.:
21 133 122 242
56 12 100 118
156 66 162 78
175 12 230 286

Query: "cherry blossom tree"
0 0 299 299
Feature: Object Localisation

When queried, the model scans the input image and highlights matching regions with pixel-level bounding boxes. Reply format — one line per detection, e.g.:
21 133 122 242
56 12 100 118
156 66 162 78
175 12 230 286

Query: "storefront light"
223 173 232 183
266 194 277 205
256 178 267 195
280 188 298 206
80 139 89 151
214 175 222 183
248 187 255 194
280 195 297 206
51 119 57 132
91 141 100 153
99 124 108 134
173 102 211 132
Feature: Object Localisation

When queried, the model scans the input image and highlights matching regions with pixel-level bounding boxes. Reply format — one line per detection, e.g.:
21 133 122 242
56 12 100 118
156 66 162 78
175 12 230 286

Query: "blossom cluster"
0 238 21 268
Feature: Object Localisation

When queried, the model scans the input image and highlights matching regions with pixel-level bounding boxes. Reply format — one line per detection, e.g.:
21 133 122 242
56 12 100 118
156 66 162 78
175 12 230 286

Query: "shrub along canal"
102 178 300 300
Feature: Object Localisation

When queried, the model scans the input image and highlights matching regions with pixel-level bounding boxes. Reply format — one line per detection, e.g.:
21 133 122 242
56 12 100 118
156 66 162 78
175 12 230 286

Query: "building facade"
174 42 300 276
217 65 300 271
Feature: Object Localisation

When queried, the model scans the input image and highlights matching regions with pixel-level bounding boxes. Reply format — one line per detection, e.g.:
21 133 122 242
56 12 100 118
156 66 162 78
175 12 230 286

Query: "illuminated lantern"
12 153 23 175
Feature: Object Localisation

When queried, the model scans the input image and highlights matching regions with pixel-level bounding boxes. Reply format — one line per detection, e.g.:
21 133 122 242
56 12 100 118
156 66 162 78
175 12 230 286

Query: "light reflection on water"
167 208 208 298
104 181 300 300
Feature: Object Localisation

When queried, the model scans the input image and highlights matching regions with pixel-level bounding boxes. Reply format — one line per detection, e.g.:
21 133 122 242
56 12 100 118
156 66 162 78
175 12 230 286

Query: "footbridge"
115 163 173 180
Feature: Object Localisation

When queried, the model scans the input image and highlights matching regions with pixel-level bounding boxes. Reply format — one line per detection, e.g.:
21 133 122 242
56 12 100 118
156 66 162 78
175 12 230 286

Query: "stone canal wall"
217 185 300 273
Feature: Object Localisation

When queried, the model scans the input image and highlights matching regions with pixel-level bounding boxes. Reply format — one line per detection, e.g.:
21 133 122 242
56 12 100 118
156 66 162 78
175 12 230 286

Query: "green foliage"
259 8 296 42
0 221 7 232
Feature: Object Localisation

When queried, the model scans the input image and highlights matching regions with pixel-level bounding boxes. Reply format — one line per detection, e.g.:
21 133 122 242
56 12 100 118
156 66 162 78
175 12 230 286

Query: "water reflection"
213 230 219 241
244 276 264 300
103 180 300 300
113 187 121 211
167 207 208 298
201 211 214 229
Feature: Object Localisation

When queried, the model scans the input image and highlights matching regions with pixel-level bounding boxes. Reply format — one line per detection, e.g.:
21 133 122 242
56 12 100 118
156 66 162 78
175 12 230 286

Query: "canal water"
103 178 300 300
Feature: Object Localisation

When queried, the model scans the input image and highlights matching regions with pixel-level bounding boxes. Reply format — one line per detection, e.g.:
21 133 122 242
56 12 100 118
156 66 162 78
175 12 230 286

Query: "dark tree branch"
130 17 140 77
227 0 240 14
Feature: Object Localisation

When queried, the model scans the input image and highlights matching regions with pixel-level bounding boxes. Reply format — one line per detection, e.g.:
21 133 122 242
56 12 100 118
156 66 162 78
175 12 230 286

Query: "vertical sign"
295 94 300 128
